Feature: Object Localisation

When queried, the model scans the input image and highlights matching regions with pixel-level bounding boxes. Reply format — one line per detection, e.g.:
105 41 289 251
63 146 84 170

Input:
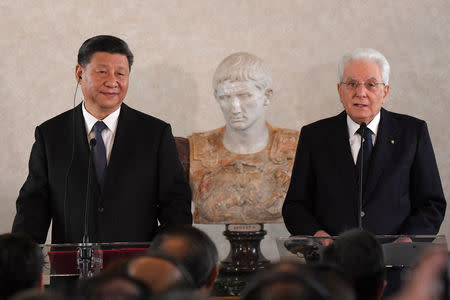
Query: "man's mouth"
354 103 368 108
101 92 119 97
231 118 246 122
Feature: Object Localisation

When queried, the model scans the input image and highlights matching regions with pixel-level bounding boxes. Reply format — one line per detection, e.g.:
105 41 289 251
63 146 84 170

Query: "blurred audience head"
10 290 68 300
153 289 211 300
149 225 219 294
76 273 151 300
242 271 326 300
0 232 44 299
242 261 350 300
322 229 386 300
251 261 355 300
309 263 356 300
126 252 194 294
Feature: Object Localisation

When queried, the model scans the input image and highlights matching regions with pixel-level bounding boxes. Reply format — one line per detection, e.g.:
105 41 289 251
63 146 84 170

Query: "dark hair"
77 35 134 69
10 290 68 300
149 225 218 288
268 261 355 300
0 233 44 299
142 251 195 287
322 229 385 300
123 251 195 295
154 289 211 300
308 264 355 300
242 269 330 300
76 273 151 300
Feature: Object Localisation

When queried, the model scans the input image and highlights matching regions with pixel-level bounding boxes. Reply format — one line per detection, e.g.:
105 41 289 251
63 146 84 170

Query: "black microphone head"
90 138 97 147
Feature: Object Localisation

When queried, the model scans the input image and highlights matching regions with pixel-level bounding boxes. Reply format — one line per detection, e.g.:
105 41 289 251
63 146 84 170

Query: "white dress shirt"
82 103 120 164
347 112 380 164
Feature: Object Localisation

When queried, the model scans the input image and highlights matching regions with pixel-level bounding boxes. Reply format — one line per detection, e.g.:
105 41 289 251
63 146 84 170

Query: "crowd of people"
1 227 448 300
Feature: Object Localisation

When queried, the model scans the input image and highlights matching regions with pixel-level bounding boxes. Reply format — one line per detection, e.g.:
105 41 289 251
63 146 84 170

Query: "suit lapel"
70 104 91 195
65 104 99 241
101 103 131 198
322 111 359 226
328 112 359 189
364 108 400 204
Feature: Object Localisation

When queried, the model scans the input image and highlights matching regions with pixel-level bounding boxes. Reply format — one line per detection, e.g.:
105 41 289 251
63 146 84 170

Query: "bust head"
213 53 273 133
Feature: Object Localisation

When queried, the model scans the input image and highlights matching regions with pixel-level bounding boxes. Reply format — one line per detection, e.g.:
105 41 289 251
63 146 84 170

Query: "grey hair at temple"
338 48 391 84
213 52 273 94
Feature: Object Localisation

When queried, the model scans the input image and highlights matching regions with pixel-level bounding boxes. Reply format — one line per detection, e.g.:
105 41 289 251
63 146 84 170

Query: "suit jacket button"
361 211 365 217
98 207 104 213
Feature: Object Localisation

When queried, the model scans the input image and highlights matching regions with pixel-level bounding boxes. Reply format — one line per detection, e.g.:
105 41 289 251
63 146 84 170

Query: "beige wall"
0 0 448 260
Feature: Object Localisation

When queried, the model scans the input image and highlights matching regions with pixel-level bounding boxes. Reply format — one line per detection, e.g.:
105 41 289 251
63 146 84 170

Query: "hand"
394 236 413 243
314 230 333 246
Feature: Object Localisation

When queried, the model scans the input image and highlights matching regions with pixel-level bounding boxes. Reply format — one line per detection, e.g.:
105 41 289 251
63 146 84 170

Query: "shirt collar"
82 102 121 134
346 111 381 137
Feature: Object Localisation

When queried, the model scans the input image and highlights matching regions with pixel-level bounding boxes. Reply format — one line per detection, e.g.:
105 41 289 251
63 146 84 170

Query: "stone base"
211 224 271 296
220 224 270 273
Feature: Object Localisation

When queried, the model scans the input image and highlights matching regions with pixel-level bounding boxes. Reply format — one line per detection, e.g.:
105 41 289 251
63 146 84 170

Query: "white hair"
212 52 272 94
338 48 390 84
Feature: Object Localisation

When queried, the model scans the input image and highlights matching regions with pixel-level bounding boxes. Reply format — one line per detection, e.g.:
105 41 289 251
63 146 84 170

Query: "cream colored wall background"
0 0 448 260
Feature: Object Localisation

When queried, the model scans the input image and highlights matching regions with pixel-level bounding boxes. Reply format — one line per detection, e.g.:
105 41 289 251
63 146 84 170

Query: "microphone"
358 122 367 230
284 238 321 262
78 137 96 279
82 138 96 244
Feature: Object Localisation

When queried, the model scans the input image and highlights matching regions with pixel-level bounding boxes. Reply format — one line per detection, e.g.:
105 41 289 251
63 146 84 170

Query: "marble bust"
189 52 299 224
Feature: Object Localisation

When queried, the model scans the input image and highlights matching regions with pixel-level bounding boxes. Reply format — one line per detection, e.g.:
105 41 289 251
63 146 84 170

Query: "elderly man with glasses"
283 48 446 240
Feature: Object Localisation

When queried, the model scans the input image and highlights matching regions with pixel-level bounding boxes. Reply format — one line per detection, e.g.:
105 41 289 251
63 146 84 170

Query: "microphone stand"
78 138 96 279
358 123 366 230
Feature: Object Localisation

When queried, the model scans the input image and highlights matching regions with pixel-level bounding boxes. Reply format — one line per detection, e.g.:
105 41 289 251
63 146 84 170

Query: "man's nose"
355 83 367 97
105 73 119 87
230 96 241 113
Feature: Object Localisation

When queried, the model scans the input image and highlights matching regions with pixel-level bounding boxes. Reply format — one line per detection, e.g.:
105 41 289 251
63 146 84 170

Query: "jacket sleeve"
397 121 446 234
12 126 51 243
282 126 322 235
156 124 193 226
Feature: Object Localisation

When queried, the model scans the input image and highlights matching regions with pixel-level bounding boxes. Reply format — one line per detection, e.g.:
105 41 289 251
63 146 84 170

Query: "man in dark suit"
12 35 192 244
283 48 446 240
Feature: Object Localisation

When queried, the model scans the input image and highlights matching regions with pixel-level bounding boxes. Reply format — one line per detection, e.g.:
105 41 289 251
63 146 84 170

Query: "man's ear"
75 64 83 83
381 85 390 105
264 88 273 106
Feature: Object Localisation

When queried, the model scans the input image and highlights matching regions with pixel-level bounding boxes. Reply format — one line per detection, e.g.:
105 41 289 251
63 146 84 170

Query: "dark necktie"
93 121 107 188
356 126 373 183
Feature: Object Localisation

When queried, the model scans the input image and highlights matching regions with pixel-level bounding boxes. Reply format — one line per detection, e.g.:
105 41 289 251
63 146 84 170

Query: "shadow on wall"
125 63 201 137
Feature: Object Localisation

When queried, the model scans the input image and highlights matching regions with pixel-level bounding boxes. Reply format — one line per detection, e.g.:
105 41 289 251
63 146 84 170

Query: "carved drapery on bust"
189 123 298 223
